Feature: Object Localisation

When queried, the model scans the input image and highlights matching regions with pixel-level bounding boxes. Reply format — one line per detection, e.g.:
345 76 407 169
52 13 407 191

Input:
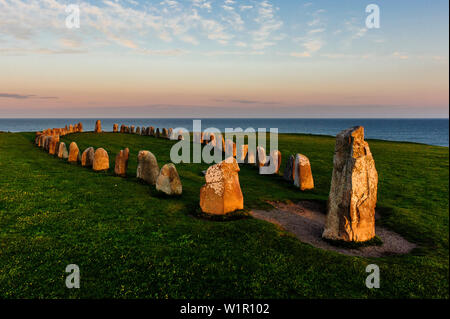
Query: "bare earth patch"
251 201 416 257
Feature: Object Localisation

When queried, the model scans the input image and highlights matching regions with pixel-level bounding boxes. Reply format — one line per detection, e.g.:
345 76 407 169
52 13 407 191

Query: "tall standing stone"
323 126 378 242
156 164 182 195
93 148 110 171
162 128 168 139
260 150 281 174
256 146 266 167
238 145 248 163
225 139 236 158
199 158 244 215
135 127 141 135
77 122 83 133
95 120 102 133
81 147 95 167
244 148 256 164
48 136 60 155
58 142 69 159
114 148 129 177
283 155 295 182
293 154 314 190
136 151 159 185
68 142 81 163
113 124 119 133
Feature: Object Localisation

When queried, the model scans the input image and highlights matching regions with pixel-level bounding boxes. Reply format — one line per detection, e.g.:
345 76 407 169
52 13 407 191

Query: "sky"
0 0 448 118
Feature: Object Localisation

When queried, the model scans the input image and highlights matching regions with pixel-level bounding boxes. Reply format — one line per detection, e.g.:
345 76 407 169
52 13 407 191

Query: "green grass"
0 131 448 298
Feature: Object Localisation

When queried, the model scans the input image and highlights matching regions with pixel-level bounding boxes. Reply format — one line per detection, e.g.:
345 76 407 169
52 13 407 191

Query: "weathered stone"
77 122 83 133
130 126 135 134
58 142 69 159
259 150 281 174
162 128 168 139
113 124 119 133
238 144 248 163
283 155 295 182
120 124 126 133
43 136 51 151
271 150 282 174
68 142 81 163
156 163 182 195
81 147 95 167
256 146 266 167
48 136 60 155
114 148 129 177
225 139 236 158
135 127 141 135
156 128 160 138
199 158 244 215
244 148 256 164
293 154 314 190
136 151 159 185
93 148 109 171
323 126 378 242
95 120 102 133
149 127 155 136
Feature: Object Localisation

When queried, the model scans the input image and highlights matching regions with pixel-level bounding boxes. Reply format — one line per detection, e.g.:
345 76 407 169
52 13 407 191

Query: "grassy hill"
0 131 448 298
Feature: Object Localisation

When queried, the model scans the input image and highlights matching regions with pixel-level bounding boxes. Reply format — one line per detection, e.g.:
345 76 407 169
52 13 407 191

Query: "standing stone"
136 127 141 135
256 146 266 167
113 124 119 133
58 142 69 159
77 122 83 133
168 128 173 139
81 147 95 167
136 151 159 185
69 124 74 133
120 124 126 133
95 120 102 133
244 148 256 164
225 139 236 158
114 148 129 177
271 150 282 174
162 128 168 139
43 136 51 151
68 142 81 163
293 154 314 191
323 126 378 242
283 155 295 182
260 150 281 174
236 144 248 163
156 128 160 138
93 148 109 171
149 127 155 136
48 136 60 155
130 126 135 134
199 158 244 215
156 164 182 195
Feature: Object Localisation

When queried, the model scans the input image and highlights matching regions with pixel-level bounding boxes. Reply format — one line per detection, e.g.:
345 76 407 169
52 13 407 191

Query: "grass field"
0 131 448 298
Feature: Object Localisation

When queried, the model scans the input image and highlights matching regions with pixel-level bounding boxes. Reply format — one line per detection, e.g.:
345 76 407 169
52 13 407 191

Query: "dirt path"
251 201 416 257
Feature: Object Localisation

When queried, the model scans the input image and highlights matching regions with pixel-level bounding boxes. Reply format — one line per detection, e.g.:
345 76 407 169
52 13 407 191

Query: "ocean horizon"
0 118 448 147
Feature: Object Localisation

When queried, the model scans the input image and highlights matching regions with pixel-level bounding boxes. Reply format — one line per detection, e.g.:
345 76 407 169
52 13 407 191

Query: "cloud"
250 0 283 49
213 98 279 105
0 93 58 99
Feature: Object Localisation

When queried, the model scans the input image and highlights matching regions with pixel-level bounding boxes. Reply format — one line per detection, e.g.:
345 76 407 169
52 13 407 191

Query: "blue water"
0 118 448 147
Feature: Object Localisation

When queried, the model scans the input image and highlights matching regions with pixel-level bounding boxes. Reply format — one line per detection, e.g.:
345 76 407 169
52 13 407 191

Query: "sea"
0 118 448 147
